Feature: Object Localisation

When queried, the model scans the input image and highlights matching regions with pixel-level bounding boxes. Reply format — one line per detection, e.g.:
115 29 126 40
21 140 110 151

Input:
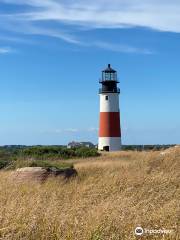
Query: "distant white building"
67 141 95 149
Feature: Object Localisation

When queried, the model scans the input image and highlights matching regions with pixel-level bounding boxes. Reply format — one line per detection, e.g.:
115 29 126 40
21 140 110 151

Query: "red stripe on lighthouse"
99 112 121 137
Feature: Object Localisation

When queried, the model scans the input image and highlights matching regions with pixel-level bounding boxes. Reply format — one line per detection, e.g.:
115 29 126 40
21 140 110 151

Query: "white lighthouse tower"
98 64 122 151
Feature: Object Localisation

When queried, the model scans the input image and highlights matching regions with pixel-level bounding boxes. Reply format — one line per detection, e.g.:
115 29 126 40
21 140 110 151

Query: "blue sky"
0 0 179 145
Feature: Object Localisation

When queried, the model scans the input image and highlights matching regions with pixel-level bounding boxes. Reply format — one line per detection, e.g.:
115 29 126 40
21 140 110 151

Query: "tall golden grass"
0 147 179 239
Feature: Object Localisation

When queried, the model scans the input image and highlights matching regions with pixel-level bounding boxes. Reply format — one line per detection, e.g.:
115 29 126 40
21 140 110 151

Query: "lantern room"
99 64 120 94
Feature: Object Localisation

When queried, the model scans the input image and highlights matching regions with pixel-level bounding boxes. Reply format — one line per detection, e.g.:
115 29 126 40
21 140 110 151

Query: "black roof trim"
102 64 116 73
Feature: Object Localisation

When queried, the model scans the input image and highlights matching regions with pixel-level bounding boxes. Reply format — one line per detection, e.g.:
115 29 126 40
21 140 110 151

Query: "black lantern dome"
99 64 120 94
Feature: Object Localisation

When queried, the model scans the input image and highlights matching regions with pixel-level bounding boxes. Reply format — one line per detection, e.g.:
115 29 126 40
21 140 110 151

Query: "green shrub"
75 147 100 158
0 150 12 169
29 160 73 170
0 159 11 169
17 146 100 160
6 159 73 170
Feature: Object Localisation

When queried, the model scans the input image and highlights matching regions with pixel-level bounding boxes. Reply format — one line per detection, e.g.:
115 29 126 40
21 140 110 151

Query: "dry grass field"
0 147 179 240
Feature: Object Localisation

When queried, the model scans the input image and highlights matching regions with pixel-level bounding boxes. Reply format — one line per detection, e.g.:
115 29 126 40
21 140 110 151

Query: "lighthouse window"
105 96 108 100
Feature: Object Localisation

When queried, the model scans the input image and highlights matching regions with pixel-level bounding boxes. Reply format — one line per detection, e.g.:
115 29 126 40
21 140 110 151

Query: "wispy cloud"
0 47 13 54
91 41 154 54
65 128 79 133
1 0 180 32
50 128 79 134
87 127 98 132
0 35 35 44
24 26 81 44
44 127 98 135
1 0 179 52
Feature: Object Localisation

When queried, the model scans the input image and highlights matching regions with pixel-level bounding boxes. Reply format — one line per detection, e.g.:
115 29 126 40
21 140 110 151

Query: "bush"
5 159 74 171
75 147 100 158
0 150 12 169
17 146 100 160
28 160 73 170
0 159 11 169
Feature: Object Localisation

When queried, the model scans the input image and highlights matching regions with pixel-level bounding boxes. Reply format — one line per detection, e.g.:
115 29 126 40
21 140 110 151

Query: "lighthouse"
98 64 121 151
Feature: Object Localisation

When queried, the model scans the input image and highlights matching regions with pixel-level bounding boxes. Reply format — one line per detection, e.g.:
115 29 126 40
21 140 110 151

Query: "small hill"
0 147 179 239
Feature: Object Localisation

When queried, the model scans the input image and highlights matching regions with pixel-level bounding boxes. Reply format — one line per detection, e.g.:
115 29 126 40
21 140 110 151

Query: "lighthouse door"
103 146 109 152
